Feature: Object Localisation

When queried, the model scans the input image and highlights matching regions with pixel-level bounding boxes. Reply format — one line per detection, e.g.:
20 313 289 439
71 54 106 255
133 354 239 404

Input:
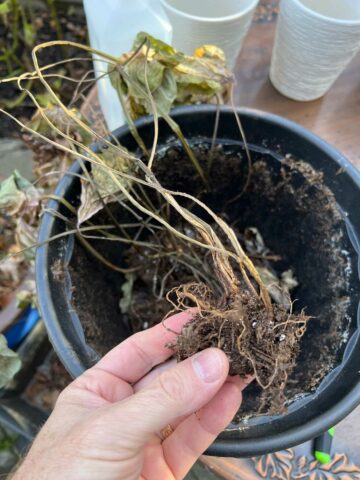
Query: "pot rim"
36 105 360 457
160 0 259 24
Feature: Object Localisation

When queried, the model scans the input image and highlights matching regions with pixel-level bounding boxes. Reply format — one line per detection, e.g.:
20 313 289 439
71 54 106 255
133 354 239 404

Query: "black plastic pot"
36 105 360 457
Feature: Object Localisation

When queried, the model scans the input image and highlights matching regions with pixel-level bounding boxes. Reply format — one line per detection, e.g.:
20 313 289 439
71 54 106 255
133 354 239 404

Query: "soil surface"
66 141 356 416
69 240 131 356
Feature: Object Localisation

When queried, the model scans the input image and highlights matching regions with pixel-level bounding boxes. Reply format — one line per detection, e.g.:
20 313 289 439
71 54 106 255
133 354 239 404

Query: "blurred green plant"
0 0 64 109
0 0 36 75
0 428 18 451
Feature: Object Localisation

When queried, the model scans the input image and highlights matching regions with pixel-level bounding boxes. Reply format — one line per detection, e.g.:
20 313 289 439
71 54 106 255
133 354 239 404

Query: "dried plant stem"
0 39 313 407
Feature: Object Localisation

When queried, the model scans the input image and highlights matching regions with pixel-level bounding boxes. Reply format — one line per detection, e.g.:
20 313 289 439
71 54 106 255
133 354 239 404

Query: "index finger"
95 309 196 384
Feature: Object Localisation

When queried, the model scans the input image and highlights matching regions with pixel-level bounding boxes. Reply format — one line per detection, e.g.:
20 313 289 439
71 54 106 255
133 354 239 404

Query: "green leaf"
36 92 55 108
0 0 12 15
126 61 177 117
110 57 177 118
0 433 18 451
23 21 35 47
0 334 21 389
109 66 127 95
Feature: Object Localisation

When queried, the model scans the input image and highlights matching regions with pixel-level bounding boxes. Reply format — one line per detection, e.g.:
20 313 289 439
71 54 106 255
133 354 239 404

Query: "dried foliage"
0 333 21 388
0 170 42 304
110 32 233 119
24 104 92 189
0 33 310 413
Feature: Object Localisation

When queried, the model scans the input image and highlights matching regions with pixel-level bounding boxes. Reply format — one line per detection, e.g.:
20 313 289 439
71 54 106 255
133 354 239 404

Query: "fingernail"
192 349 224 383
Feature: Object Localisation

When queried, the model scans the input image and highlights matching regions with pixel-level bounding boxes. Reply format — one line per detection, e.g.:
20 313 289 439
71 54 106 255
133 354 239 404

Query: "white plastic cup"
160 0 259 69
83 0 172 131
270 0 360 101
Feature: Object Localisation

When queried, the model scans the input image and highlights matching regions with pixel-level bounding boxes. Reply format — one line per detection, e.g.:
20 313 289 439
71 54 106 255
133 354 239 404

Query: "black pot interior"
41 107 360 444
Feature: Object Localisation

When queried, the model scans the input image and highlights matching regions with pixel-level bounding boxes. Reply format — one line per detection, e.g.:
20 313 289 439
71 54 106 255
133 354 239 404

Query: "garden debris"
0 171 43 308
23 105 92 190
0 334 21 388
78 147 135 225
24 352 72 412
243 227 298 309
109 32 233 119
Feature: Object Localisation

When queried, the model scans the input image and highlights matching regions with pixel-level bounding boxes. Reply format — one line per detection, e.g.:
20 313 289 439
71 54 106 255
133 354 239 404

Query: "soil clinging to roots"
168 281 308 413
123 213 310 413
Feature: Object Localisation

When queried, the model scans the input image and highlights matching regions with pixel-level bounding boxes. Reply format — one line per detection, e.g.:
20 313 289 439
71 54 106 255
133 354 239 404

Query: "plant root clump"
168 283 309 413
122 215 310 413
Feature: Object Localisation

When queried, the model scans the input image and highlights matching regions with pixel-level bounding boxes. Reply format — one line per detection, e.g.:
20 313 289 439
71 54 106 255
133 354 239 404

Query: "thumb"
109 348 229 446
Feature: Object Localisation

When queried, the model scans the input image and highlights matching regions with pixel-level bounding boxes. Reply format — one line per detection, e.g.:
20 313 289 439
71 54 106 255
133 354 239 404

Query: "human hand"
13 311 250 480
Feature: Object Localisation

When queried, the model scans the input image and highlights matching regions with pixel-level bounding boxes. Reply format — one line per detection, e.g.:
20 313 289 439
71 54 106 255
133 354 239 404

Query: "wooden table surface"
234 1 360 170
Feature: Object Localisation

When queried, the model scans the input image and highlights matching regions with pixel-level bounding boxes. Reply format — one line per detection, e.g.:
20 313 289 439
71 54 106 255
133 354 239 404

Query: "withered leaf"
78 149 134 225
133 32 184 66
0 256 23 298
26 105 92 145
16 279 37 309
15 218 38 260
109 32 233 119
0 171 40 216
244 228 298 309
257 267 293 309
0 334 21 388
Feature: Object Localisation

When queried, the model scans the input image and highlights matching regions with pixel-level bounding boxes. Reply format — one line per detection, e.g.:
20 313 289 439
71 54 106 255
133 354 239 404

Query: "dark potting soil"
65 142 355 417
68 240 131 356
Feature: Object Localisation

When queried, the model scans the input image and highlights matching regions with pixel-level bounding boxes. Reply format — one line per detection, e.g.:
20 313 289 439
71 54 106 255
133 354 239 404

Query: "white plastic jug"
83 0 172 131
